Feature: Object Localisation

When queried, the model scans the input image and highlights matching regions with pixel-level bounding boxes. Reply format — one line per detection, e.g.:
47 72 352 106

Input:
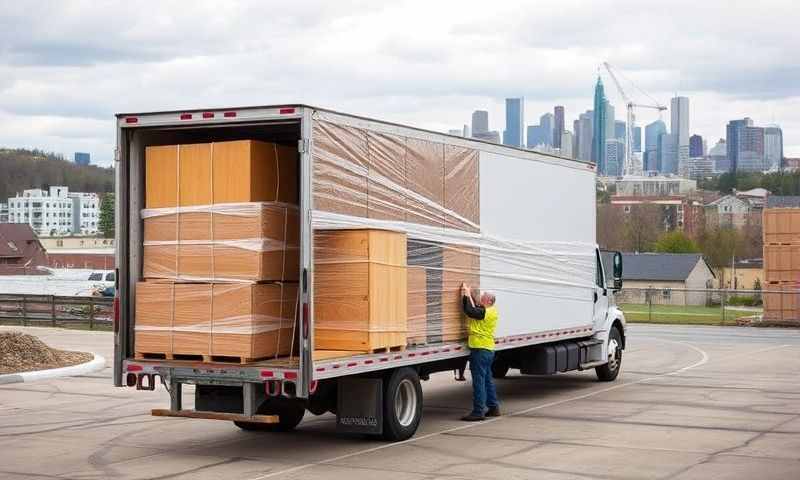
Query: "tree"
99 193 115 238
622 204 662 252
701 227 739 267
653 231 700 253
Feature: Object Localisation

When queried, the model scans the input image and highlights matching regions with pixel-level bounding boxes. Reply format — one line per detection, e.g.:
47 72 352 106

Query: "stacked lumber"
763 208 800 324
135 140 300 363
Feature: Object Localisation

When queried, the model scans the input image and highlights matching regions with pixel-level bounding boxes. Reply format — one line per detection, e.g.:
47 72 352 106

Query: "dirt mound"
0 331 93 374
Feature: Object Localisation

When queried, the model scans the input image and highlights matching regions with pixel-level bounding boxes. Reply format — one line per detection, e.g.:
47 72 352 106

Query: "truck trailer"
113 104 626 441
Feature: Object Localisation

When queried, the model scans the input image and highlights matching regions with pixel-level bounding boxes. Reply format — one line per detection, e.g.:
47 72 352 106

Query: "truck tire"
382 368 423 441
234 402 305 432
491 357 510 379
596 326 623 382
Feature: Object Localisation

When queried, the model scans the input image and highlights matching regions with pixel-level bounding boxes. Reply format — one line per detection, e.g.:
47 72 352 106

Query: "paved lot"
1 324 799 480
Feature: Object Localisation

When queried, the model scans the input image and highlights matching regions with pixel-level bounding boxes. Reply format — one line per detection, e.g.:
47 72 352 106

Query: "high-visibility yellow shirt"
468 305 498 350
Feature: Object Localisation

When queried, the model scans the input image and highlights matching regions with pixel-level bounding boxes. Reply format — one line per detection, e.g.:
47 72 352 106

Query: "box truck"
113 104 626 441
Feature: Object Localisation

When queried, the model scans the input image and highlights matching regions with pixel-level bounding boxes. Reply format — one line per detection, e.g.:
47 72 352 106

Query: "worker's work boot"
460 413 486 421
485 406 501 417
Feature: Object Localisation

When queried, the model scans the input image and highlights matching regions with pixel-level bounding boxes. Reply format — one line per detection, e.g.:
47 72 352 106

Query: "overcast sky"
1 0 798 166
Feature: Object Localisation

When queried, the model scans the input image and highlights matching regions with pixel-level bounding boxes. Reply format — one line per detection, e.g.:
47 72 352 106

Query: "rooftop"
608 252 713 282
767 196 800 208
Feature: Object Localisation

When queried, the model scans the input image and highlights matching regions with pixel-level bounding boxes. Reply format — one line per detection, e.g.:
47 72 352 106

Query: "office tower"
526 113 554 148
632 126 642 152
660 133 678 174
592 77 609 172
670 96 690 172
764 126 784 170
577 110 593 162
74 152 90 166
605 138 625 177
560 131 574 159
471 110 489 135
689 134 704 157
503 98 525 147
709 139 729 172
462 124 471 138
553 106 565 148
727 118 768 172
614 120 626 141
644 120 667 172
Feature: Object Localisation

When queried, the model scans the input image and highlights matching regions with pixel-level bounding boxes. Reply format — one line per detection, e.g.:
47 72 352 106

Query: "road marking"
245 339 710 480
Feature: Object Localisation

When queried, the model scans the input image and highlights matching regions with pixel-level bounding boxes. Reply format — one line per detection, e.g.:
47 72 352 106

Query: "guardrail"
0 294 113 330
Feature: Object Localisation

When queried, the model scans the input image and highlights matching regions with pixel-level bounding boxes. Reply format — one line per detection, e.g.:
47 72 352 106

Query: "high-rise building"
526 113 554 149
709 139 729 172
74 152 90 166
764 126 784 170
560 131 574 159
632 126 642 153
471 110 489 135
644 120 667 172
614 120 626 141
684 156 715 179
592 77 609 172
577 110 593 162
689 134 704 157
605 138 625 177
670 96 690 174
727 118 768 172
503 98 525 147
660 133 678 174
553 106 565 148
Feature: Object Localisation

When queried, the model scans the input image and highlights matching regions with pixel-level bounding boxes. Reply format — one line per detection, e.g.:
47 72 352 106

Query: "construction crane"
602 62 667 176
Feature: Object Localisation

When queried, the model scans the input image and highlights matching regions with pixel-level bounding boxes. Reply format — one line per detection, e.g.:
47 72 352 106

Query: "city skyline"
0 2 797 165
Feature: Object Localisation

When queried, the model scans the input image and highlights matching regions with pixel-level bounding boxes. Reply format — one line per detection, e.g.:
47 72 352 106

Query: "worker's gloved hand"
460 283 470 296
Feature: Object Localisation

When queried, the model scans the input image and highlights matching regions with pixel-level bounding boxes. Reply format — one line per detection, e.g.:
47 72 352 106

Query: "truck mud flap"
336 377 383 435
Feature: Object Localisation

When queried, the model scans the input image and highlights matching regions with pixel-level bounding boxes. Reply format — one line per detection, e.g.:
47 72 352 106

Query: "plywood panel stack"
763 207 800 324
136 139 300 363
134 282 297 361
314 229 408 353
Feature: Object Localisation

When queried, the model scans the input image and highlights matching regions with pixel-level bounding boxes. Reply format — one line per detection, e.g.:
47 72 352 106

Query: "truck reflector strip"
124 117 138 124
202 112 214 119
180 113 192 120
223 111 237 118
279 107 296 114
126 365 143 372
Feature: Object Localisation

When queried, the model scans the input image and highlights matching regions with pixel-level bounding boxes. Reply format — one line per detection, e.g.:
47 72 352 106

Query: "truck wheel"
491 357 510 379
596 326 623 382
382 368 423 441
234 402 305 432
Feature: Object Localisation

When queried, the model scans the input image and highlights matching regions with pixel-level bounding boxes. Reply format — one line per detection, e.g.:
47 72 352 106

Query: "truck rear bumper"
151 408 278 424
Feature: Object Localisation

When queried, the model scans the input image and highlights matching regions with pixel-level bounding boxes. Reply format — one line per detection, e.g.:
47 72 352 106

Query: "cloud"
0 0 797 165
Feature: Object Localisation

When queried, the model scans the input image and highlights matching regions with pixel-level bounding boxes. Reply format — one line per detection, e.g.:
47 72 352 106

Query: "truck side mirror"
613 252 623 291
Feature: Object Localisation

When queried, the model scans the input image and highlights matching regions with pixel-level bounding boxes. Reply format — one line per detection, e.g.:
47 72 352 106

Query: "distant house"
0 224 49 275
705 188 769 229
717 258 763 290
614 252 716 305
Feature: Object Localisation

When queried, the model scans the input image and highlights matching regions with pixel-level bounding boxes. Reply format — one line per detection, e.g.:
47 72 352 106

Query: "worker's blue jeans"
469 348 499 416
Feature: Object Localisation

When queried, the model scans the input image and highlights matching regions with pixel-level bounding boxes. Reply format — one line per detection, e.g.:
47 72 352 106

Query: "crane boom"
601 62 667 176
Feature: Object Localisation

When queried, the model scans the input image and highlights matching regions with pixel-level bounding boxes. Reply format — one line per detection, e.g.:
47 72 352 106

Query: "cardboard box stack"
135 140 300 362
763 207 800 324
313 229 408 353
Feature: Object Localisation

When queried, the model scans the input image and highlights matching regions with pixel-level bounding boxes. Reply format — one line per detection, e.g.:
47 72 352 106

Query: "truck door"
593 249 609 330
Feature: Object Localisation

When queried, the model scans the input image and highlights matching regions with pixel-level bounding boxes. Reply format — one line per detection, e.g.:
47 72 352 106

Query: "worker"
460 283 500 421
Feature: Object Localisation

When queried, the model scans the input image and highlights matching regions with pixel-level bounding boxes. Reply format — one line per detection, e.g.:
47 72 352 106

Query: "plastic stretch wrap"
141 202 299 282
135 281 298 360
311 119 596 346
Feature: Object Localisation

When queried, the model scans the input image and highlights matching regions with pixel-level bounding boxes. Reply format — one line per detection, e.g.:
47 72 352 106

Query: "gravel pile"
0 331 93 374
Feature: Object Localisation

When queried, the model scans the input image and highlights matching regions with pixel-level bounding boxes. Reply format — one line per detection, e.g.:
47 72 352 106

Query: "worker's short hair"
482 292 496 306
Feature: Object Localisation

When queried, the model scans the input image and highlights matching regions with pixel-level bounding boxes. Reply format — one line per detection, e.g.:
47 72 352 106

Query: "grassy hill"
0 148 114 200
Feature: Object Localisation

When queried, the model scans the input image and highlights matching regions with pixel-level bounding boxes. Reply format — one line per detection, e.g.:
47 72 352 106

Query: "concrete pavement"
1 324 799 479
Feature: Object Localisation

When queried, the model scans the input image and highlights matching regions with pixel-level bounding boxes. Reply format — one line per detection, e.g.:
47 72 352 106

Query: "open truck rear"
114 105 626 440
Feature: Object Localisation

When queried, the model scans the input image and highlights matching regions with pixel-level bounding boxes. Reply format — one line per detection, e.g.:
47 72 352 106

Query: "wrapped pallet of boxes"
142 139 299 282
136 138 301 362
134 282 297 361
314 229 408 353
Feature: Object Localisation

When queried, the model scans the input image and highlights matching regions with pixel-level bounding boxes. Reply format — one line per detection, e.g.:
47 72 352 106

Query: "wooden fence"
0 294 113 330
